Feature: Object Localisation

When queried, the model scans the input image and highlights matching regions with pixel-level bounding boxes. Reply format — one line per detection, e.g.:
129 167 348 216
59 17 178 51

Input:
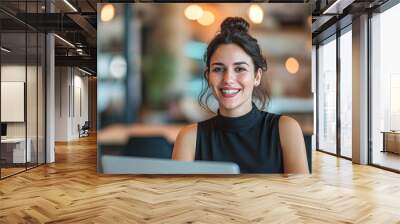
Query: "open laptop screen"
101 155 240 174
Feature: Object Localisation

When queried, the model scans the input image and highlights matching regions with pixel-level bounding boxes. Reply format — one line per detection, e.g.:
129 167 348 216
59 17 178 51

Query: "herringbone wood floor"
1 135 400 223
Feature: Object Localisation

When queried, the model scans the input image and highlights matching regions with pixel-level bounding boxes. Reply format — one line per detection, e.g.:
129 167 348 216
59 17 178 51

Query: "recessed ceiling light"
54 34 75 48
63 0 78 12
78 67 92 76
1 47 11 53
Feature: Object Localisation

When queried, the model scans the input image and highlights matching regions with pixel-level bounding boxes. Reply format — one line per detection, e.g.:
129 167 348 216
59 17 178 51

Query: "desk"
381 131 400 154
97 124 184 145
1 138 32 163
97 124 184 172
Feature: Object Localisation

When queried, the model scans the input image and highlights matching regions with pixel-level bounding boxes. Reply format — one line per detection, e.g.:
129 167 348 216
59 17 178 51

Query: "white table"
381 131 400 154
1 138 32 163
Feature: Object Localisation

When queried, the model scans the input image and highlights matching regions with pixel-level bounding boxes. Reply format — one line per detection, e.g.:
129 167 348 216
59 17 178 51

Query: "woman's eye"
235 67 246 72
212 67 224 72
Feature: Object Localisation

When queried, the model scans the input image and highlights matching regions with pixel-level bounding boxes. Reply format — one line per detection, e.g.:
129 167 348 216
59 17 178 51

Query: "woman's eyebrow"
211 62 225 66
233 61 249 66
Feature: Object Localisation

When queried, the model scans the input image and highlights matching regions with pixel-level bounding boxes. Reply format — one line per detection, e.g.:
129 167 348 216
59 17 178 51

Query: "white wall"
1 65 37 138
55 67 69 141
55 67 89 141
1 64 46 164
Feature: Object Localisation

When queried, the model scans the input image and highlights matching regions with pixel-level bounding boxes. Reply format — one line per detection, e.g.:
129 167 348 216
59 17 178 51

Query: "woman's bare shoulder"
279 115 301 131
278 115 309 174
278 115 304 152
179 123 198 137
172 123 198 161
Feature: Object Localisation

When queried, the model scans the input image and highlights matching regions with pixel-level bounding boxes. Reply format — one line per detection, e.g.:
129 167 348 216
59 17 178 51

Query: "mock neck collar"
215 103 261 131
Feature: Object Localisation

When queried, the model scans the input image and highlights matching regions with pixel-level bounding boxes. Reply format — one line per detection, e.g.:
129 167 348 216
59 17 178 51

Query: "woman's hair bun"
220 17 249 34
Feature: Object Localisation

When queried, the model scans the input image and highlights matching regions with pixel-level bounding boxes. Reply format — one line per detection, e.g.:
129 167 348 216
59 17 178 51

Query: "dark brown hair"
198 17 269 112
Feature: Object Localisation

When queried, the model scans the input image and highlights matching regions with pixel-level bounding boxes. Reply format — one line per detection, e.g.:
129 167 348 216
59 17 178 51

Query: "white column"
46 33 55 163
45 1 55 163
312 45 317 151
352 14 369 164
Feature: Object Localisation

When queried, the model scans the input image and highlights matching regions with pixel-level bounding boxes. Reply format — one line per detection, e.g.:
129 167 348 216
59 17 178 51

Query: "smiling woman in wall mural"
172 17 309 174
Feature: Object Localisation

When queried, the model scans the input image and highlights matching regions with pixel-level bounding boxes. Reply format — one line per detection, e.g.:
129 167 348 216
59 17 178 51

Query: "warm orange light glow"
197 10 215 26
307 16 312 27
248 4 263 24
101 4 115 22
184 5 204 20
285 57 300 74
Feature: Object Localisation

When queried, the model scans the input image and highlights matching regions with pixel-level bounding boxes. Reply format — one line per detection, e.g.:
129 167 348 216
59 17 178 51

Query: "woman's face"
207 43 261 117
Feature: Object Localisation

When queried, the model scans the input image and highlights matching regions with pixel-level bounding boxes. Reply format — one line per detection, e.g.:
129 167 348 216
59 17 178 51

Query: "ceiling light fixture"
322 0 355 15
76 49 84 55
54 34 75 48
1 47 11 53
63 0 78 12
78 67 92 76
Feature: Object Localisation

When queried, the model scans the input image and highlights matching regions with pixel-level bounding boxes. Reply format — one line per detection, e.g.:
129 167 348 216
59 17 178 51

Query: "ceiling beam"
67 13 96 39
55 55 96 73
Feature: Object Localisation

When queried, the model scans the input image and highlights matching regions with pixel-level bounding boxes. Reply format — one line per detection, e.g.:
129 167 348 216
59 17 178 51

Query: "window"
339 28 352 158
317 37 337 154
370 2 400 171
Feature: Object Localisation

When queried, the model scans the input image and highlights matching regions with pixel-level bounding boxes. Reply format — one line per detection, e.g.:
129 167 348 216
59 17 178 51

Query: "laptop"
101 155 240 174
1 123 7 140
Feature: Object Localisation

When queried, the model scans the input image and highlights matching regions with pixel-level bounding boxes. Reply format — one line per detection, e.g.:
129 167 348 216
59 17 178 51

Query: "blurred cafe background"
97 3 312 171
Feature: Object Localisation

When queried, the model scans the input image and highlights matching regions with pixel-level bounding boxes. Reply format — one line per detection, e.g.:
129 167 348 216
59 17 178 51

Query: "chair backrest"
125 136 173 159
82 121 90 129
304 135 312 173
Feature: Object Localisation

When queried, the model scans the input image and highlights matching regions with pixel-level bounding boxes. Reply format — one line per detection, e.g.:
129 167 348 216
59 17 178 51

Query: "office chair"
79 121 90 138
304 135 312 173
124 136 173 159
99 136 173 160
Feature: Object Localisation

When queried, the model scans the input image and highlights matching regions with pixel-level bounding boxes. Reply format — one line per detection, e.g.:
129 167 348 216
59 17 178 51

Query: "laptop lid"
1 123 7 137
101 155 240 174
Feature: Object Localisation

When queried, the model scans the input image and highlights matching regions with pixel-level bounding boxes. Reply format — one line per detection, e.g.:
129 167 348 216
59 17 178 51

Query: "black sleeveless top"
195 104 283 173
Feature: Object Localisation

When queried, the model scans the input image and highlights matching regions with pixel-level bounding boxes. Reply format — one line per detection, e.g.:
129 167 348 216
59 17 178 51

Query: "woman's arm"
172 124 197 161
279 116 309 174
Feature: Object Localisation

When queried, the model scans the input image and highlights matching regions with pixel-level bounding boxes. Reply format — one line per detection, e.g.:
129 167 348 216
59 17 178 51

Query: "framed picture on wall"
1 81 25 122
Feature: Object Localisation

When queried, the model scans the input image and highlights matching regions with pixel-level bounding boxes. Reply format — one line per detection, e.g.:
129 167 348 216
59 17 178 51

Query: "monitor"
1 123 6 137
101 155 240 174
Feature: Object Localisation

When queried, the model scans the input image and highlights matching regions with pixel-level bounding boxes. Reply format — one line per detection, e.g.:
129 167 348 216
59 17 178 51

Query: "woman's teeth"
221 89 240 94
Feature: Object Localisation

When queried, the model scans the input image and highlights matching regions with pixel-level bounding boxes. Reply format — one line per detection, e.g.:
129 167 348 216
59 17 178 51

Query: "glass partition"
27 30 38 169
371 3 400 171
0 1 46 179
339 28 352 158
38 32 45 165
1 30 28 177
317 37 337 155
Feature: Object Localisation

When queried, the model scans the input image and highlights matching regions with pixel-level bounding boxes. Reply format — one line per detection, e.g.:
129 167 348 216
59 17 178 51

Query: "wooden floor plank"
1 135 400 223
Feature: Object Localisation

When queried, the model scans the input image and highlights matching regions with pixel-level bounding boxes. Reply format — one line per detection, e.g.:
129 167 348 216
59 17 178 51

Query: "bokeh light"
184 5 204 20
101 4 115 22
109 56 127 79
285 57 300 74
248 4 263 24
197 10 215 26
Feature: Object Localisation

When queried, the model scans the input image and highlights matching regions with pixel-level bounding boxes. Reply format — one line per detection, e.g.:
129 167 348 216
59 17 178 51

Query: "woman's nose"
223 69 234 83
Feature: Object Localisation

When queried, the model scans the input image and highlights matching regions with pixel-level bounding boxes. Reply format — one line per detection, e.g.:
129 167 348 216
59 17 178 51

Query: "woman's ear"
254 68 262 87
204 69 210 86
